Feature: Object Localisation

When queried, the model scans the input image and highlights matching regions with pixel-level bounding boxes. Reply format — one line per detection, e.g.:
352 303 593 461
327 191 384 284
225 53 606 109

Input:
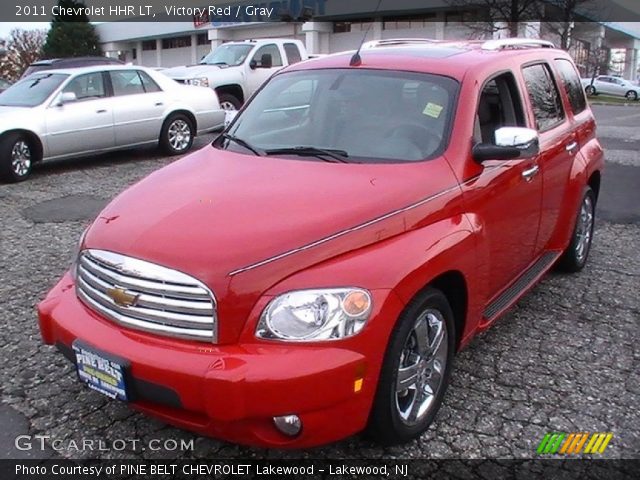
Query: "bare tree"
539 0 599 50
0 29 48 81
446 0 543 38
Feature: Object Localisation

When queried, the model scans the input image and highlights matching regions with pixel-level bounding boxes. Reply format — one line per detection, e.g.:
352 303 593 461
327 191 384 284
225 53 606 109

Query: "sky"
0 22 49 39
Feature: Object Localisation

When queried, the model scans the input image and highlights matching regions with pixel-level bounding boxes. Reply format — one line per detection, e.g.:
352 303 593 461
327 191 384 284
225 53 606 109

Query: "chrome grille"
76 249 217 342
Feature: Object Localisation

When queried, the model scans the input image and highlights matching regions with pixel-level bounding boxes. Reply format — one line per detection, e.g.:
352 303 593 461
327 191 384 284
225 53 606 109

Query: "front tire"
0 133 34 183
160 114 194 155
557 186 596 273
367 288 455 445
626 90 638 101
585 85 596 96
217 93 242 111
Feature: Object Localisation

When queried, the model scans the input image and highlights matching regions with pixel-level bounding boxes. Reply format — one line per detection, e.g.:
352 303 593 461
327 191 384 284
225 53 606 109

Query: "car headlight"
256 288 372 342
69 228 88 281
189 77 209 87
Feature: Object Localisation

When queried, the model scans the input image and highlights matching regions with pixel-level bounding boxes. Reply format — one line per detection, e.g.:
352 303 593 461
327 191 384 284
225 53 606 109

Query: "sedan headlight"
188 77 209 87
256 288 372 342
69 228 88 281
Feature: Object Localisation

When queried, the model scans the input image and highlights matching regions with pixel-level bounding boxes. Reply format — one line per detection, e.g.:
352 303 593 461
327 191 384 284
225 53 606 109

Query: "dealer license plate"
73 341 129 402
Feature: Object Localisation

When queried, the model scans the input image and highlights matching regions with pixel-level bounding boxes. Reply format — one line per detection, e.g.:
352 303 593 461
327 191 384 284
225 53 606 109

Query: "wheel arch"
588 170 601 202
215 84 245 104
0 129 44 163
427 271 468 351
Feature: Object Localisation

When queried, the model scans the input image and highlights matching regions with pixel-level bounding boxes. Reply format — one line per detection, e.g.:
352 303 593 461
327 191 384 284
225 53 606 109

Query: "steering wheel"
386 124 442 156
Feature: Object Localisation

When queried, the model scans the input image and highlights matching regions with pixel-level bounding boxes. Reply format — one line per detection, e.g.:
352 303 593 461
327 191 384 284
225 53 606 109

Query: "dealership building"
95 0 640 79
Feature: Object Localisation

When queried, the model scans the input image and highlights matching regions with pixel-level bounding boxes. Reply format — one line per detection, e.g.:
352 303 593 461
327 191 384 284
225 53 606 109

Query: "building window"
162 36 192 50
383 14 436 30
333 19 374 33
142 40 156 51
132 48 137 60
197 33 209 46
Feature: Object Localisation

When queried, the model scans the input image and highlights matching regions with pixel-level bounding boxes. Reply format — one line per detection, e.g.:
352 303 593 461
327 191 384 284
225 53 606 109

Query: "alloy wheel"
574 194 594 264
395 309 448 426
11 140 31 177
167 119 191 152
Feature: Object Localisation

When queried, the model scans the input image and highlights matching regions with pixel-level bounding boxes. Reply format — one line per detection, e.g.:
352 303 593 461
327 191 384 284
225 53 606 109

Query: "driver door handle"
566 141 578 152
522 165 540 182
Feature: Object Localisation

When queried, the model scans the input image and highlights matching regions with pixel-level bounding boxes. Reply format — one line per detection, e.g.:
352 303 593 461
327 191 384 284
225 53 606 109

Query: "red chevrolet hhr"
38 38 604 448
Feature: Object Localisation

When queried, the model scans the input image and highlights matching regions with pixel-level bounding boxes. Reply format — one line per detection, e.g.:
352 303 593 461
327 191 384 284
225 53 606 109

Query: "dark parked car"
21 57 124 79
0 78 11 93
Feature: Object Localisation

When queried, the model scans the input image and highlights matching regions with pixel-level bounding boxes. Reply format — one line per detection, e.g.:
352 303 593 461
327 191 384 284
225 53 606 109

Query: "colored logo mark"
537 432 613 455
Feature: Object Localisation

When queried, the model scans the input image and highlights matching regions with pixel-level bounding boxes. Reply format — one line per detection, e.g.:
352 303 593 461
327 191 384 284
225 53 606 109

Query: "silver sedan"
0 65 225 182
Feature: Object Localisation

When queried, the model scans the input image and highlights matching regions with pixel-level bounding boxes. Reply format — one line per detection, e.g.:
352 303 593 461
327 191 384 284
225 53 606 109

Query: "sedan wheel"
0 133 34 183
368 288 455 445
12 141 32 177
585 85 596 96
160 114 194 155
626 90 638 101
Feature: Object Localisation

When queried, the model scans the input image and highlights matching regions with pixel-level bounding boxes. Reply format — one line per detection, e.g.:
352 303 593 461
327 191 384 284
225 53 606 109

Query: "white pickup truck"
164 39 308 111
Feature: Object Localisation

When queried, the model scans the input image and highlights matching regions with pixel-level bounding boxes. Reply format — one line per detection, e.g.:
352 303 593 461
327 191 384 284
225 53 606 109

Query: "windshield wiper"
221 133 264 156
264 146 350 163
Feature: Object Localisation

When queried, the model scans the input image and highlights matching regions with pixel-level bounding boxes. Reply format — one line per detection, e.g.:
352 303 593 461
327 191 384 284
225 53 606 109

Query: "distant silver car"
0 65 225 182
581 75 640 101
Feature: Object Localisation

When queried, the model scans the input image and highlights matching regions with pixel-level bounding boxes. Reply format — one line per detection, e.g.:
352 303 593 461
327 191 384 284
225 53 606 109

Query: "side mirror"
249 59 257 70
57 91 77 105
473 127 539 163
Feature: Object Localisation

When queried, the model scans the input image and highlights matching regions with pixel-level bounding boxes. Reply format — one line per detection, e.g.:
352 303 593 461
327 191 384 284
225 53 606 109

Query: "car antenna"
350 0 384 67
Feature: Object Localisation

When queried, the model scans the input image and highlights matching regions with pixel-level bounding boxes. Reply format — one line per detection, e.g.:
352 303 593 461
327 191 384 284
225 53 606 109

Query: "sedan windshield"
223 69 459 162
0 73 68 107
201 44 253 66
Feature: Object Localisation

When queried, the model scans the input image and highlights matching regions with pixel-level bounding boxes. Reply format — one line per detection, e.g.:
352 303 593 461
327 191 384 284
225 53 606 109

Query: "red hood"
84 146 459 341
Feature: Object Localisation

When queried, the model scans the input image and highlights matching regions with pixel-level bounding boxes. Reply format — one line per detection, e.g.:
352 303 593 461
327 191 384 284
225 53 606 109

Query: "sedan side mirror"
473 127 539 163
57 91 78 105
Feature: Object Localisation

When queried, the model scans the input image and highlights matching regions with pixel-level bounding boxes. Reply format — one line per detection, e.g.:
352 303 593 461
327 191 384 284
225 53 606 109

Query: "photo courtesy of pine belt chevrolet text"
37 38 604 448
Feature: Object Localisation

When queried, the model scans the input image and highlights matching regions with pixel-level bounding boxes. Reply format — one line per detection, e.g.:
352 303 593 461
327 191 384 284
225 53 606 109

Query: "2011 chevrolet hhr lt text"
38 38 604 448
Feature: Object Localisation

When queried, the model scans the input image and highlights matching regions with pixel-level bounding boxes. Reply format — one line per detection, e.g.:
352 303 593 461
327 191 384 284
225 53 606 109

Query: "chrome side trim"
228 166 503 276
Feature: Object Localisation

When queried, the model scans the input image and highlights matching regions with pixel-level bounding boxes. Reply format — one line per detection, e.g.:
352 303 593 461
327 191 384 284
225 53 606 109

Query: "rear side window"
522 63 565 131
554 59 587 115
284 43 302 64
138 71 162 93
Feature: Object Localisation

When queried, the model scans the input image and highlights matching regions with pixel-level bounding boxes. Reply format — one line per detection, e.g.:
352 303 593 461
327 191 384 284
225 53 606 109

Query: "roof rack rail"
362 38 440 49
481 38 555 51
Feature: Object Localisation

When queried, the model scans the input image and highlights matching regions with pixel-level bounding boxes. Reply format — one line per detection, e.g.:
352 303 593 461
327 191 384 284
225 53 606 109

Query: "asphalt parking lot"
0 105 638 460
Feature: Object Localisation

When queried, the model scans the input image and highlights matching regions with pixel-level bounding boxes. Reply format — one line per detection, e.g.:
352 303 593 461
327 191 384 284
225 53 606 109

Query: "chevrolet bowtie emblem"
106 287 140 308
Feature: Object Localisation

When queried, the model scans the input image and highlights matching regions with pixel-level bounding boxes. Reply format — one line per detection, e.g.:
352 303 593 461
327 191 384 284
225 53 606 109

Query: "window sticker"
423 102 444 118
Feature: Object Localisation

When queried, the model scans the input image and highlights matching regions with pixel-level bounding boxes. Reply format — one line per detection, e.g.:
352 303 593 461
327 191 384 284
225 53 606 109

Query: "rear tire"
625 90 638 101
557 186 596 273
160 113 194 155
0 133 34 183
585 85 596 96
367 288 455 445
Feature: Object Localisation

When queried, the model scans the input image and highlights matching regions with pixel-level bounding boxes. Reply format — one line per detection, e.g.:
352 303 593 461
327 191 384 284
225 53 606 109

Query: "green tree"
42 0 102 58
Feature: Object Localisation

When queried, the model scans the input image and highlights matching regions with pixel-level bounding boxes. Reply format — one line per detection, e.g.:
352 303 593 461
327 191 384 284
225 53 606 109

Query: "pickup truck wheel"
218 93 242 111
585 85 596 96
367 288 455 445
160 114 194 155
557 187 596 273
625 90 638 101
0 133 33 183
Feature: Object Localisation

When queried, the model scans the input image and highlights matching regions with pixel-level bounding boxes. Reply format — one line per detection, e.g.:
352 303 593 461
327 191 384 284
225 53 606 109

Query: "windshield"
201 44 253 66
0 73 68 107
222 69 459 162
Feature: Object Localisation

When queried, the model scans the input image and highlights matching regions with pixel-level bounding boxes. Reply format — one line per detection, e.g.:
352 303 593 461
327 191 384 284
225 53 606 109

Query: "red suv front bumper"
37 274 401 448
